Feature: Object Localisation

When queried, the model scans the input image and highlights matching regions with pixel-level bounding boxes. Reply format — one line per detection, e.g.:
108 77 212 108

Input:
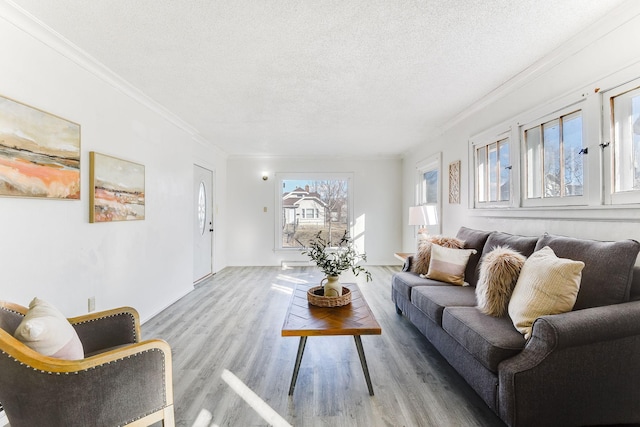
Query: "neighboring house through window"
277 174 353 249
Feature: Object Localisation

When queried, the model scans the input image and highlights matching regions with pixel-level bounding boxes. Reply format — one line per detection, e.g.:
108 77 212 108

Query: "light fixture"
408 205 438 229
262 172 269 181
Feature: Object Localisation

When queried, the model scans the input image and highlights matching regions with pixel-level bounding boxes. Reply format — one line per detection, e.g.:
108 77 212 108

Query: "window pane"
281 179 348 248
543 120 561 197
562 112 583 196
526 127 542 199
499 140 510 201
423 170 438 204
488 143 498 201
613 87 640 192
477 146 487 202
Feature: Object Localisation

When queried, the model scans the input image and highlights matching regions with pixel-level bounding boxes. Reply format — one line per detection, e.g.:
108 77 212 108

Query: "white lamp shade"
408 205 438 226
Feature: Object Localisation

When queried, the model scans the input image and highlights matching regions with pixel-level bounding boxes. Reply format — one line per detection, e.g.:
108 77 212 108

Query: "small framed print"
90 152 145 222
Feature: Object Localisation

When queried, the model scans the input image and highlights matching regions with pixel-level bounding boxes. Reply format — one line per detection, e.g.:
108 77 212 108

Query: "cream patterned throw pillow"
14 297 84 360
426 244 477 286
508 246 584 339
476 246 526 317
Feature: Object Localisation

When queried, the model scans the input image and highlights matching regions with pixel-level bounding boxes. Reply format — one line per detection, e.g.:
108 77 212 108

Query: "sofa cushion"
412 285 477 326
442 306 525 373
392 271 448 301
481 231 539 259
455 227 493 287
508 246 584 339
535 234 640 309
14 297 84 360
476 246 526 317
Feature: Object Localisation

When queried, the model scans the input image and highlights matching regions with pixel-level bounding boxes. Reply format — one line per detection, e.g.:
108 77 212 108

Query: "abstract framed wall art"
89 152 145 223
449 160 461 204
0 95 80 199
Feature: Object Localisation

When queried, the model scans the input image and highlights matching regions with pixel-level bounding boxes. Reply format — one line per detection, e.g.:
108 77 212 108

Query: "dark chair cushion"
481 231 539 259
535 234 640 309
455 227 493 287
443 306 525 372
631 266 640 302
412 285 477 326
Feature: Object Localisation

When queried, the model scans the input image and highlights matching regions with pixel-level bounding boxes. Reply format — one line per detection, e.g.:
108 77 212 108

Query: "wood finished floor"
142 266 506 427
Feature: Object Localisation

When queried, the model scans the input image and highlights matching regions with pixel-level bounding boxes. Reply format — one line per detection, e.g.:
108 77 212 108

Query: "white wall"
226 156 402 267
401 2 640 253
0 4 226 321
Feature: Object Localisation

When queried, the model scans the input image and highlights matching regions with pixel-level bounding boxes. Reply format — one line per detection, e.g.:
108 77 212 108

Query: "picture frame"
449 160 461 204
0 95 81 199
89 152 145 222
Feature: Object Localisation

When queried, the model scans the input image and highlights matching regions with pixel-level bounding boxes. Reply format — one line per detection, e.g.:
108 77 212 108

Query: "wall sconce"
262 172 269 181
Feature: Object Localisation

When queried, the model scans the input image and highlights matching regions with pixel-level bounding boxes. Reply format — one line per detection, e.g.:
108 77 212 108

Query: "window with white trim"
415 153 441 235
602 79 640 205
276 173 353 249
470 128 513 208
521 108 587 206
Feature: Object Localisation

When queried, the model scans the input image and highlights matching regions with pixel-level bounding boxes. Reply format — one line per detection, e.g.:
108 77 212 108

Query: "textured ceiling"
9 0 627 157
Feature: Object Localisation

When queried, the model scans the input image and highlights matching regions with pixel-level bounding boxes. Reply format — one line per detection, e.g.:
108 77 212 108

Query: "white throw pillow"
14 297 84 360
508 246 584 339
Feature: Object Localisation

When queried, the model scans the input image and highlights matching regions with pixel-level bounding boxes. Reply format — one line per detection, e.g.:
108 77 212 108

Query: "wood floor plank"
143 266 505 427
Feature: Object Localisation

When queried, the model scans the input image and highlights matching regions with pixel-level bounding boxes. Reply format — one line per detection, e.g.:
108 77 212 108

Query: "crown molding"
442 0 640 136
1 0 219 150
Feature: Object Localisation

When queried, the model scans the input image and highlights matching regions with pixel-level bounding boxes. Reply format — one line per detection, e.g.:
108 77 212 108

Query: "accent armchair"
0 301 174 427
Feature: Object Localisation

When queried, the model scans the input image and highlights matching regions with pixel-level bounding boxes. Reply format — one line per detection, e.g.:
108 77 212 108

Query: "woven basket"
307 286 351 307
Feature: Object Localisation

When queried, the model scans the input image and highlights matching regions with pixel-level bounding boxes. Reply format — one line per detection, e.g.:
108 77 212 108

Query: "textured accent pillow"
426 244 477 285
14 297 84 360
476 246 526 317
508 246 584 339
411 235 465 275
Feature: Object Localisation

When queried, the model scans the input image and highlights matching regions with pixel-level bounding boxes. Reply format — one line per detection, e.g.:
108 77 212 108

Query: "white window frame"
469 125 518 209
519 101 590 208
275 172 354 251
415 153 441 235
602 78 640 205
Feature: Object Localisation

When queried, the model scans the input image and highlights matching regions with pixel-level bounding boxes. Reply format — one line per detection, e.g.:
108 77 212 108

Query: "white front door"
193 164 214 283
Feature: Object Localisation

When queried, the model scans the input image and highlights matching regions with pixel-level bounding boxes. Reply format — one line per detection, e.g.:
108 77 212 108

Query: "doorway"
193 164 214 283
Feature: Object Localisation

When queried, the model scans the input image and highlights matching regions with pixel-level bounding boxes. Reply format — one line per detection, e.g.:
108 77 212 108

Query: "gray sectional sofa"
392 227 640 427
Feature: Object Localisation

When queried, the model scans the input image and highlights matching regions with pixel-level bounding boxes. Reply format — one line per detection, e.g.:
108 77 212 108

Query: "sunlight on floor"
191 369 291 427
275 273 310 284
270 283 294 295
221 369 292 427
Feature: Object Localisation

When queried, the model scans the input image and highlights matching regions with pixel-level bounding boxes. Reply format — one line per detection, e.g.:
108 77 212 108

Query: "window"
522 109 586 206
415 153 441 234
277 174 353 249
603 80 640 204
476 138 510 204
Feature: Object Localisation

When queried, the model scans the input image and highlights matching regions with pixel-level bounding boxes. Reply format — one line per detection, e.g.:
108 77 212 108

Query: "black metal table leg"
288 336 307 395
353 335 375 396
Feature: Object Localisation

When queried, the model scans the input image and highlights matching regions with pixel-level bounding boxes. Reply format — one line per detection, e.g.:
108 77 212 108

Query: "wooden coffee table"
281 283 382 396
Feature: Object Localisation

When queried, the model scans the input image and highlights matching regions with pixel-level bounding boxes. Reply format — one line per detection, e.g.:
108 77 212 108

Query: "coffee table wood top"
282 283 382 337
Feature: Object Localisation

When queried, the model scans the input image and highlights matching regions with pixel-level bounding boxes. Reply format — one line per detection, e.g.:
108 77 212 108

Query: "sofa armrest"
69 307 141 355
498 301 640 427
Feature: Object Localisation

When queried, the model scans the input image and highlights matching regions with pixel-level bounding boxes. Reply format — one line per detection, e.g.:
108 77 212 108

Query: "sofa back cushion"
481 231 539 259
534 234 640 309
455 227 493 287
